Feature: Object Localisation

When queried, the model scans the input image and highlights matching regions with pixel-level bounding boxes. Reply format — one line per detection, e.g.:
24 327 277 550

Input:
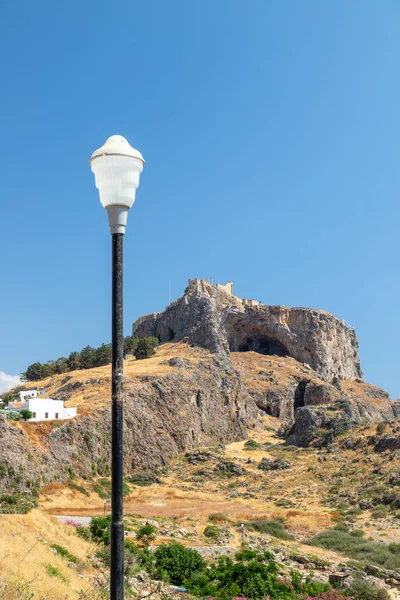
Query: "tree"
20 409 33 421
134 337 159 360
2 392 19 407
79 346 96 370
54 357 69 374
123 336 139 357
95 343 112 367
67 351 81 371
22 362 47 381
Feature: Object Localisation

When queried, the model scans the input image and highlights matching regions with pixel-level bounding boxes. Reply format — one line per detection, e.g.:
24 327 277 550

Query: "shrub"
129 471 161 486
90 516 111 545
0 493 37 514
204 525 221 539
347 579 389 600
244 439 261 450
306 529 400 570
243 519 294 540
307 592 347 599
44 563 69 583
185 553 328 600
136 524 157 545
2 410 21 421
376 422 387 435
76 526 92 541
154 542 205 584
68 482 90 496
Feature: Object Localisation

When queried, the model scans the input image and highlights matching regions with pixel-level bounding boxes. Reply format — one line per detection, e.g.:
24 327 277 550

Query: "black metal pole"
110 232 124 599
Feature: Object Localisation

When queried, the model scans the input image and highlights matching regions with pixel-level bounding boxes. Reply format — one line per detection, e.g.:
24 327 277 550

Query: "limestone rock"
132 278 362 382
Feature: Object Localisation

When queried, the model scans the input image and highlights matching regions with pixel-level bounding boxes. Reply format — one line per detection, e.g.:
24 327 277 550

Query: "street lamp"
90 135 144 599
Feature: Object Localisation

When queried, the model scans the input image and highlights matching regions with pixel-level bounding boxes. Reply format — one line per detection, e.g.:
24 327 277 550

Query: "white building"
7 395 77 422
19 390 39 402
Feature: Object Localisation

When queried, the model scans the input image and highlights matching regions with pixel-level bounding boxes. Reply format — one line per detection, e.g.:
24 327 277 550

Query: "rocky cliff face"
1 281 395 495
0 350 257 493
133 279 362 382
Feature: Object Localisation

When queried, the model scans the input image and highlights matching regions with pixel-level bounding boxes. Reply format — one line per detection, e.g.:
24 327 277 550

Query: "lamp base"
107 206 128 235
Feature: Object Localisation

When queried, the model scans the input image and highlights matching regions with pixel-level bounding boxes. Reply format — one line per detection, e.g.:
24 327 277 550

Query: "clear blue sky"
1 1 399 397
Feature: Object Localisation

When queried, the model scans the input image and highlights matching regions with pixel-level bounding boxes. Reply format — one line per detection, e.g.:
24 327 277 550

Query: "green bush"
204 525 221 539
154 542 205 585
243 519 294 540
184 552 329 600
0 493 37 514
136 524 157 545
90 516 111 545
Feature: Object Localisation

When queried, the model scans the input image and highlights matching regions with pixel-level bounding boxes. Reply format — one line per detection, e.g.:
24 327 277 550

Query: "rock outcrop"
133 279 362 382
0 355 257 493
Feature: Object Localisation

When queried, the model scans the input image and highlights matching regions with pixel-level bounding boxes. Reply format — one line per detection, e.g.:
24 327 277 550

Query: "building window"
45 412 48 419
55 413 59 419
32 412 36 418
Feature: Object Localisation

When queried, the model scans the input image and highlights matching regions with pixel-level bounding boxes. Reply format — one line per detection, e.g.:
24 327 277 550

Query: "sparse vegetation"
44 563 69 583
244 439 261 450
68 481 90 496
347 579 390 600
376 422 387 435
306 528 400 569
50 543 79 564
243 518 294 540
208 512 229 523
128 471 161 486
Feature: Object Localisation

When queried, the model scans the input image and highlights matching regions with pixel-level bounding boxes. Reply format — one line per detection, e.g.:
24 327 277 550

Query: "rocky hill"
1 279 398 496
132 279 362 381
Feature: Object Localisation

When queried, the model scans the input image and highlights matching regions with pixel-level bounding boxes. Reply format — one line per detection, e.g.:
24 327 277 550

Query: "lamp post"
90 135 144 599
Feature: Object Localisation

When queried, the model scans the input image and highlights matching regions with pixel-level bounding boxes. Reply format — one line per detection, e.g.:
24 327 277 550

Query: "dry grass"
14 343 211 436
0 510 97 599
231 352 322 392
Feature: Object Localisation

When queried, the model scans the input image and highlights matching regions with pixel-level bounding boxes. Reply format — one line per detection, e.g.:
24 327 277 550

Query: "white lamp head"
90 135 145 234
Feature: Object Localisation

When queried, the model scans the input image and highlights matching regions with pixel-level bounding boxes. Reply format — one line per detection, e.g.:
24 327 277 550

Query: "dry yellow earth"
0 510 98 599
